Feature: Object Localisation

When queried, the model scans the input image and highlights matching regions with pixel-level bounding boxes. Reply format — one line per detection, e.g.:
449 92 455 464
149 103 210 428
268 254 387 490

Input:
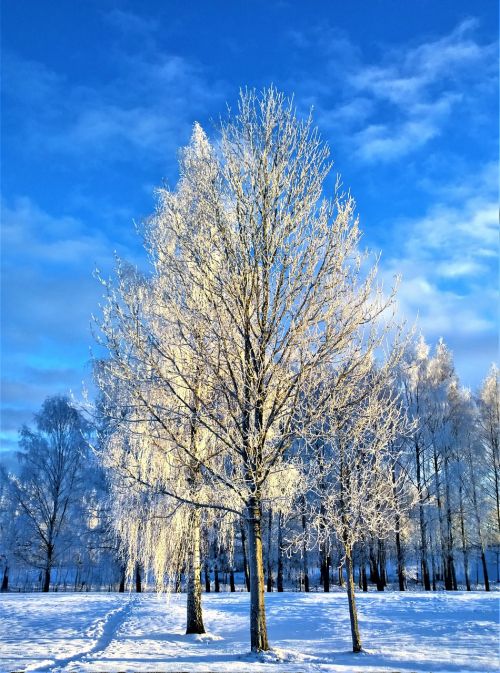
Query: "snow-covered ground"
0 591 498 673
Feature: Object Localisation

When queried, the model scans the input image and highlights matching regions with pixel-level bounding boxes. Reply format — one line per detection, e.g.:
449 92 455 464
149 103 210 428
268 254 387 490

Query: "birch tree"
478 365 500 535
400 336 434 590
302 359 409 652
95 301 227 633
96 88 397 652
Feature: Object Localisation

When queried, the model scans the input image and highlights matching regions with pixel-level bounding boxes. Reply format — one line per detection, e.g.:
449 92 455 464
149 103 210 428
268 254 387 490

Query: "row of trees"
0 350 498 648
1 90 498 655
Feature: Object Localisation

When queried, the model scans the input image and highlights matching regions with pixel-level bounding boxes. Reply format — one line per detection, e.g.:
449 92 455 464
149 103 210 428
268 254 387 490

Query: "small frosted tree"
300 358 409 652
9 396 90 591
96 88 397 652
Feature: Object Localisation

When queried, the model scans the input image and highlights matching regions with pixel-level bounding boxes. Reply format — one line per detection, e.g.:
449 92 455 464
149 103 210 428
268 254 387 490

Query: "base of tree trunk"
247 501 270 652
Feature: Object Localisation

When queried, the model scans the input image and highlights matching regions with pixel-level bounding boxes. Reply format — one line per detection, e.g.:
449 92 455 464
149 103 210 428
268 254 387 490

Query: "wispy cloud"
380 161 497 378
290 18 496 163
2 37 227 163
0 196 121 448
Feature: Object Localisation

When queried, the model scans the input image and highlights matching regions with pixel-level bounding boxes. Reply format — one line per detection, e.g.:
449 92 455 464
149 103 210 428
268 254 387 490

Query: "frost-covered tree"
96 88 397 652
400 337 498 592
8 396 90 591
300 359 409 652
399 336 434 590
478 365 500 535
399 336 459 590
424 339 459 591
0 469 17 592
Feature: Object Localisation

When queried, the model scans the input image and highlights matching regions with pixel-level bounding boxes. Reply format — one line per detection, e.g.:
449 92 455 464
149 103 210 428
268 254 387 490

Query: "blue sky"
1 0 498 453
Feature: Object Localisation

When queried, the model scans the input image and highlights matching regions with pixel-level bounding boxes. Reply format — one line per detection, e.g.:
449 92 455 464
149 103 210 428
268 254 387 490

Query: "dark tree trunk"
266 508 273 592
433 446 451 590
345 546 362 653
43 567 51 593
135 563 142 593
392 467 406 591
204 563 211 593
118 564 126 593
175 571 182 593
214 561 220 592
240 522 250 592
229 568 236 592
321 552 330 592
361 562 368 592
1 565 9 592
376 539 386 591
431 551 437 591
369 543 379 585
480 549 490 591
247 498 269 652
395 525 405 591
301 505 309 592
277 511 284 592
42 542 53 592
186 509 205 634
416 441 431 590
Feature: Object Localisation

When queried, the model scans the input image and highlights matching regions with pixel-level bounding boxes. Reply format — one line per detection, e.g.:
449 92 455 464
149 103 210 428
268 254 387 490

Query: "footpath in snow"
0 590 498 673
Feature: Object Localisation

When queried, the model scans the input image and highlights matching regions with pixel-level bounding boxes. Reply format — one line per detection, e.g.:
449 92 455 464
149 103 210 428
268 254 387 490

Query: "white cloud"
2 45 227 162
379 162 498 383
293 18 496 163
0 197 117 448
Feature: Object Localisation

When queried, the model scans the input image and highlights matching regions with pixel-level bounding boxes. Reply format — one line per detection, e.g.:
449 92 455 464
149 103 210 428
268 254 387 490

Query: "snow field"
0 591 498 673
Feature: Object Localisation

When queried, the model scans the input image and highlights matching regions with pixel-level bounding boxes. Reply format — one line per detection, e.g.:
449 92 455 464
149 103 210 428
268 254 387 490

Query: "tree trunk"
480 548 490 591
240 522 250 592
369 542 379 585
214 561 220 592
246 498 269 652
1 565 8 592
468 448 490 591
459 483 471 591
376 539 386 591
118 564 126 593
431 550 437 591
43 567 51 592
395 524 405 591
135 563 142 593
301 506 309 592
42 541 54 593
415 441 431 590
186 508 205 634
229 568 236 592
433 446 451 590
345 546 362 652
361 562 368 592
266 508 273 592
277 511 284 592
443 457 457 590
392 467 406 591
321 550 330 592
204 562 211 593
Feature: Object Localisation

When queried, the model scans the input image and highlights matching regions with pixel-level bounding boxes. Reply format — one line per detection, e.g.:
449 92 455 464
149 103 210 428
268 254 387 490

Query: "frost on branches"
95 88 405 652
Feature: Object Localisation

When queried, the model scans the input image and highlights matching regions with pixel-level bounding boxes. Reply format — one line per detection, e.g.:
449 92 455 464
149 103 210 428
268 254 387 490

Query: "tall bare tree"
96 88 396 651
